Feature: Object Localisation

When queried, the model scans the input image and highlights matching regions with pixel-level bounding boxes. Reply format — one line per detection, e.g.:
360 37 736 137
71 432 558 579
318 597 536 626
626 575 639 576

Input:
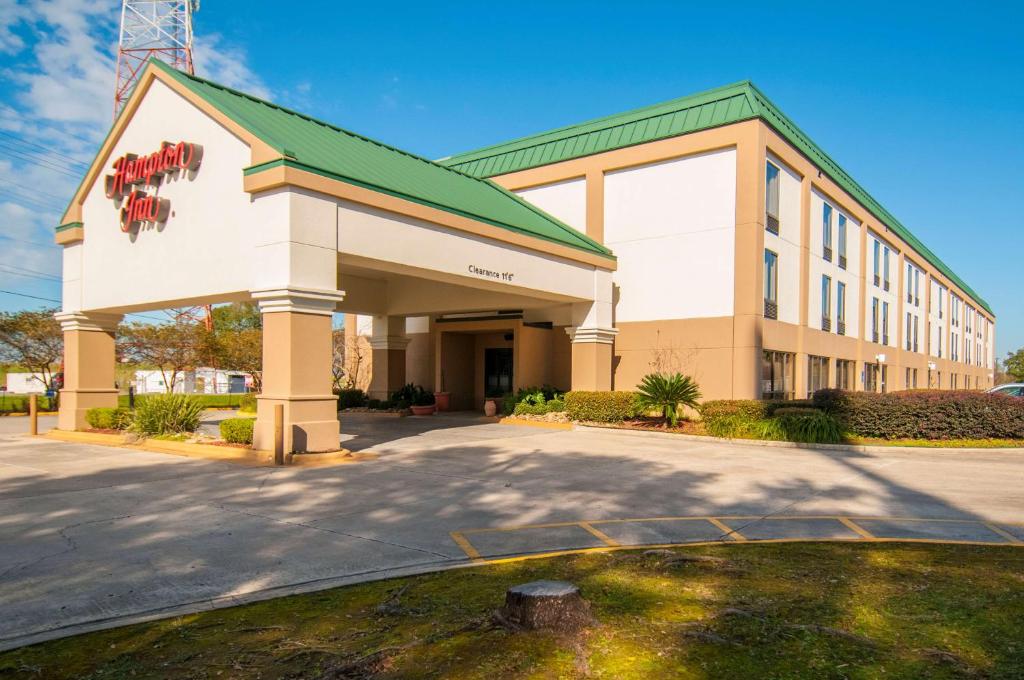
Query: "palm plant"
636 372 702 427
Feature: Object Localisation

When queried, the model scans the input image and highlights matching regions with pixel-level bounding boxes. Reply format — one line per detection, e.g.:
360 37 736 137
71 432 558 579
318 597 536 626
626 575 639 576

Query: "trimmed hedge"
699 400 770 424
0 395 55 413
337 389 367 409
220 417 255 444
564 391 639 423
813 389 1024 440
85 407 133 430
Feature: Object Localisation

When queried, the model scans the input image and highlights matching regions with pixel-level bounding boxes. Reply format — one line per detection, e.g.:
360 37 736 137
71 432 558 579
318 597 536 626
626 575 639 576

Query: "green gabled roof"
149 59 611 259
440 81 991 315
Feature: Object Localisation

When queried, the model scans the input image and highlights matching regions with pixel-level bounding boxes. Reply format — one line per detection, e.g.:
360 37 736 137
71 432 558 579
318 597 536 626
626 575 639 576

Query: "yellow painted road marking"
449 531 484 563
839 517 876 540
707 517 746 541
578 521 621 547
984 522 1024 545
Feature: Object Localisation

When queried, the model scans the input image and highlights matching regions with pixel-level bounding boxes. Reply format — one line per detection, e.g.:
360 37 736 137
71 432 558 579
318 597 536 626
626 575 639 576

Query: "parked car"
987 383 1024 397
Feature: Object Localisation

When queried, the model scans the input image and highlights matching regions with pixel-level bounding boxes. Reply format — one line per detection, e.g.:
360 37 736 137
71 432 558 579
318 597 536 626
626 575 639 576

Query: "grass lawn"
1 543 1021 679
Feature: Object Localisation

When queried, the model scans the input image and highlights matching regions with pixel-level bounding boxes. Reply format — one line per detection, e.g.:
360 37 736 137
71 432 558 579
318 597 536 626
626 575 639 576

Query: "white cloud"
193 33 270 100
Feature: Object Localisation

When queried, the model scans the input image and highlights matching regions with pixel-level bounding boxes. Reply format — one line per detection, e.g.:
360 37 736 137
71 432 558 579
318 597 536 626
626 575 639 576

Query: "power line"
0 289 174 324
0 267 61 283
0 142 83 178
0 130 90 170
0 233 57 249
0 178 75 204
0 187 66 213
0 262 61 281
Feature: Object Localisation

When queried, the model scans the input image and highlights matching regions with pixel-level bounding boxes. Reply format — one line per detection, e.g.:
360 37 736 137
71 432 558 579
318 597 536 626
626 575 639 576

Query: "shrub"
813 389 1024 440
220 417 255 444
771 406 821 418
337 389 367 409
704 414 755 439
85 407 133 430
775 410 844 444
564 391 640 422
635 373 701 426
367 398 383 410
119 393 248 409
131 394 205 436
412 390 435 407
699 400 771 424
238 394 257 414
507 386 566 416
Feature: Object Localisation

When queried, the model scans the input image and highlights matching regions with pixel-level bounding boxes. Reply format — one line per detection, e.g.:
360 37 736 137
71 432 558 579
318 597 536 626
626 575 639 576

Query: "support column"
251 288 345 453
566 274 616 391
55 311 123 431
367 315 410 400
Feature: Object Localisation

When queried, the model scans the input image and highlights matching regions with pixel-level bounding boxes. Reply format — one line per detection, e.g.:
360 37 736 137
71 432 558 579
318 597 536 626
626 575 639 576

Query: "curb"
498 417 574 430
572 423 1024 454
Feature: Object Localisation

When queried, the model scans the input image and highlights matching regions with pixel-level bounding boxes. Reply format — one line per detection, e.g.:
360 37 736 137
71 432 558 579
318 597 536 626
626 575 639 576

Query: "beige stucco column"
55 311 123 431
566 327 617 390
367 315 410 400
251 288 344 453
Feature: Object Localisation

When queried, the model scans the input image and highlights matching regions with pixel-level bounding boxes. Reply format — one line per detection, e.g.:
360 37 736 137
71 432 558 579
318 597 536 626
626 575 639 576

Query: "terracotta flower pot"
410 404 436 416
434 392 451 412
483 399 497 417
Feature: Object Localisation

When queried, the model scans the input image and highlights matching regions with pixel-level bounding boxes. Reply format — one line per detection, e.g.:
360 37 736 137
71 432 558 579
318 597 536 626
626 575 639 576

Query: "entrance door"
484 348 513 396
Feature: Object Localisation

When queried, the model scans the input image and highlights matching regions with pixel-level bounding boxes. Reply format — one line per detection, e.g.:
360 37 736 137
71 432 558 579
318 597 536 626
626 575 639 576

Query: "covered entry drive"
53 58 617 453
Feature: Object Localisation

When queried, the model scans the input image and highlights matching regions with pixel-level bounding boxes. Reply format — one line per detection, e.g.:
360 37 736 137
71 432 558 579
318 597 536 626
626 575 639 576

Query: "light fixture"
928 361 936 370
875 353 887 363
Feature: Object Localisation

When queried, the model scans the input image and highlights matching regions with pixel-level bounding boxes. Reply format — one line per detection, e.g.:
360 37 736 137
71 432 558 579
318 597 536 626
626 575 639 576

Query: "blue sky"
1 1 1021 358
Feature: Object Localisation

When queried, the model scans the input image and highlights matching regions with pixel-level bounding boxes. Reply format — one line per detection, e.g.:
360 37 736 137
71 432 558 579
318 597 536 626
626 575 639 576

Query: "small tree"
0 308 63 392
331 327 346 393
203 303 263 392
119 322 202 393
1005 348 1024 383
636 372 702 427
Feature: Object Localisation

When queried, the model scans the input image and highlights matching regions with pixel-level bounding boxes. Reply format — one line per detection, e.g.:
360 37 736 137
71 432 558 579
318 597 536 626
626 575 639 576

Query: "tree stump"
497 580 593 632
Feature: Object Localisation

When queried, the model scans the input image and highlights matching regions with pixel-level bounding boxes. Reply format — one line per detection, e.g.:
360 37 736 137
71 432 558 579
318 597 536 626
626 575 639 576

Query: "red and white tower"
114 1 199 115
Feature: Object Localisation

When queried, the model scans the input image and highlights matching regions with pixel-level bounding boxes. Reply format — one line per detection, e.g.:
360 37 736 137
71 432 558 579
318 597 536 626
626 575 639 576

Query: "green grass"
1 543 1021 679
0 395 55 414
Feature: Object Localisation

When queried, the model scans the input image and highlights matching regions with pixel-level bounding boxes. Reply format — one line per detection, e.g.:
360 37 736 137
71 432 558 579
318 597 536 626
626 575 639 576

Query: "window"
762 351 794 400
938 326 943 358
821 275 831 331
871 297 879 343
883 246 891 291
764 249 778 319
965 338 971 364
914 269 920 306
882 301 889 345
836 281 846 335
836 359 854 390
938 288 944 319
873 240 880 286
807 355 829 398
951 373 958 390
905 367 918 389
913 316 919 352
864 363 878 392
881 365 888 394
765 162 780 235
837 215 847 269
822 204 833 261
906 312 912 350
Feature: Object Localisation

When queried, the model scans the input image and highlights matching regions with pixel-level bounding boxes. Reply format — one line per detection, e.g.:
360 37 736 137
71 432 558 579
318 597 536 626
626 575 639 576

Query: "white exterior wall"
603 148 737 323
865 231 898 346
74 78 265 312
808 189 861 338
514 178 587 233
764 156 801 325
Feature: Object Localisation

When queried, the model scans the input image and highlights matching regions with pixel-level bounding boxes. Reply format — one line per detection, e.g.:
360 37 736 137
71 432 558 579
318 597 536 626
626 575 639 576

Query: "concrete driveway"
1 413 1022 650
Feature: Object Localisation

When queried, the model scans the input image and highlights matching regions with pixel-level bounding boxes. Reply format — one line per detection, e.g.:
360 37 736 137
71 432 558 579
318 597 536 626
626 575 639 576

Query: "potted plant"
410 386 436 416
434 371 451 412
483 388 505 417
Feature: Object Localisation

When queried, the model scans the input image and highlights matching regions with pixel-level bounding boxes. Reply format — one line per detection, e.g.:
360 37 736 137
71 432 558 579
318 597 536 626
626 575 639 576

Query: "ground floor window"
836 359 855 390
880 365 888 393
951 373 958 390
905 367 918 389
864 363 879 392
761 350 794 400
807 355 829 398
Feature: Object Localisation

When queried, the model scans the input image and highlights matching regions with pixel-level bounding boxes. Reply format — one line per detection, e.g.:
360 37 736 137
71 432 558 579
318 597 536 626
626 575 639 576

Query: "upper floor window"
872 297 880 343
914 268 920 306
938 288 944 319
883 246 891 291
837 281 846 335
873 240 881 286
765 162 780 235
821 275 831 331
822 204 833 261
906 263 913 304
837 215 847 269
764 249 778 319
882 300 889 345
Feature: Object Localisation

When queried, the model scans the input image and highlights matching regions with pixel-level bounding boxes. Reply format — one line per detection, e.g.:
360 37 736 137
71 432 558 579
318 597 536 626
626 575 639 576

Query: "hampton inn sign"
104 140 203 232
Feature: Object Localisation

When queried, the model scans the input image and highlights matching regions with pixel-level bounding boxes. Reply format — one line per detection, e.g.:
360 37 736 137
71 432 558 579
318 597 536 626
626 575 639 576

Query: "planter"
484 398 503 417
434 391 451 412
410 404 436 416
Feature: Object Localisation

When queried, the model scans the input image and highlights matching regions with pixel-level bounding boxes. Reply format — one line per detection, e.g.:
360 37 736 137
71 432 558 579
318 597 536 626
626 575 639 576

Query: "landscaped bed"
2 543 1021 679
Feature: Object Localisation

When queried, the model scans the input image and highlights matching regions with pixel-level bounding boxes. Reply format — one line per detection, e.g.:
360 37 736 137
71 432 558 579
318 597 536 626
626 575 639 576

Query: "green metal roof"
440 81 992 316
148 59 611 260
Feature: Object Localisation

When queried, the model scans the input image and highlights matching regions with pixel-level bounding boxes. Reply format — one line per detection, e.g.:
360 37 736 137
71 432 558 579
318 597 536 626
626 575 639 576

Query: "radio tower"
115 1 213 333
114 1 199 116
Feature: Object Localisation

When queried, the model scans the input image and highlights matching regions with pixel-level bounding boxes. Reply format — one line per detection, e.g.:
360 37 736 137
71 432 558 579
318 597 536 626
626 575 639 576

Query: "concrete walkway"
1 413 1022 650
